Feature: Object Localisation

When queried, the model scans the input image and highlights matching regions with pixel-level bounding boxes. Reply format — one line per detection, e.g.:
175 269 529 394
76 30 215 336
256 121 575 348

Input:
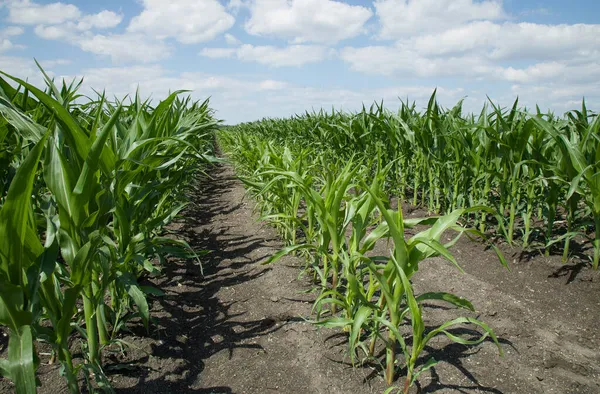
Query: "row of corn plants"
219 129 508 392
0 65 218 393
222 93 600 269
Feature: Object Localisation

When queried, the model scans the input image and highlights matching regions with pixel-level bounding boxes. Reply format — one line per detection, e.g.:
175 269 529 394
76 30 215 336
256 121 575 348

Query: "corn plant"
222 122 508 391
0 64 217 393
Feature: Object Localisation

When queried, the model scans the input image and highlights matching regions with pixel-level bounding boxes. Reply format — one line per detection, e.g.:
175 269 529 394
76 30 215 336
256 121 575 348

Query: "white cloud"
65 65 166 96
34 24 70 40
244 0 373 44
56 65 293 122
76 34 171 63
7 0 159 64
128 0 235 44
0 56 40 79
224 33 241 46
201 48 237 59
412 22 600 61
6 0 81 25
503 62 600 84
6 1 122 32
201 44 329 67
62 66 289 98
339 44 600 86
1 26 24 37
0 26 25 53
227 0 247 13
341 17 600 87
502 63 567 84
340 45 464 77
374 0 505 38
507 82 600 114
0 55 67 86
33 10 123 40
259 80 288 90
77 10 123 30
0 40 16 53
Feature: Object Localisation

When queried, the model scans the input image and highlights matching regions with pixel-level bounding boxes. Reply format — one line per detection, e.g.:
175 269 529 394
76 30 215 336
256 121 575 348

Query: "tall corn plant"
0 65 217 392
533 105 600 268
0 133 47 393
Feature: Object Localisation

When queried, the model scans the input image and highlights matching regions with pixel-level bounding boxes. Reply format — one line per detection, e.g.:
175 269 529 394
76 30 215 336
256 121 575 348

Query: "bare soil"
1 163 599 393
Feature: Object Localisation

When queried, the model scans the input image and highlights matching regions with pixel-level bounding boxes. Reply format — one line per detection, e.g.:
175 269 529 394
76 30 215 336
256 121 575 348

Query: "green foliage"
0 65 218 393
218 92 598 391
220 93 600 265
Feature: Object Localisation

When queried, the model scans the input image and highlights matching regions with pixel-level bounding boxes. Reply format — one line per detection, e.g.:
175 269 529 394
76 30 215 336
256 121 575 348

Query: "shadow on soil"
323 324 511 394
109 165 285 393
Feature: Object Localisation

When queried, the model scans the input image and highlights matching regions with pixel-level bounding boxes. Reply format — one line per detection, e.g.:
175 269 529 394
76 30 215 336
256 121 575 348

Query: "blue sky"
0 0 598 123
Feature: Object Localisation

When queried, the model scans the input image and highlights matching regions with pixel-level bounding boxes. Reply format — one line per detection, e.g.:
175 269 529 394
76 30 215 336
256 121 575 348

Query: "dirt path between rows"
98 164 387 394
2 162 600 393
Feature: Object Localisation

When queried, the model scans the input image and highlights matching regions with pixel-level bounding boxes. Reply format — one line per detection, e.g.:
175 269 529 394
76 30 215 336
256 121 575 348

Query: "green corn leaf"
44 139 77 222
395 256 424 342
349 306 372 361
263 244 316 265
312 317 352 328
70 241 92 287
7 325 37 394
422 316 502 356
117 272 149 329
55 287 80 345
0 71 91 164
0 281 32 329
0 131 47 284
0 97 45 142
71 105 122 226
416 292 474 311
411 357 439 385
410 238 464 273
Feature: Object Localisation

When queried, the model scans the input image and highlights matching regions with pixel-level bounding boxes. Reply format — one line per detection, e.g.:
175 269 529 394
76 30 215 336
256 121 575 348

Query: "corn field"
0 66 218 393
1 62 599 394
218 92 599 392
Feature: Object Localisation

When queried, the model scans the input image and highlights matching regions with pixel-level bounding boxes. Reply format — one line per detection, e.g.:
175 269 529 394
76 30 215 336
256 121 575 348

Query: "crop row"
218 94 598 392
224 93 600 268
0 66 218 393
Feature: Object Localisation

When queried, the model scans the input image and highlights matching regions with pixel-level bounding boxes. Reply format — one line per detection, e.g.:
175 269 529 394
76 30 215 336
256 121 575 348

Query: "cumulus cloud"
78 10 123 30
6 0 123 33
341 15 600 87
374 0 505 38
62 66 289 99
201 44 329 67
127 0 235 44
1 26 25 37
244 0 373 44
0 26 25 53
6 0 82 25
32 10 123 40
76 34 171 64
340 43 600 86
412 22 600 61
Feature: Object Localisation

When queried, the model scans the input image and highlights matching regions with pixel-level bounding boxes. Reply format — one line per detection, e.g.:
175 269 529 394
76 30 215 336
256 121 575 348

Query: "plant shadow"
107 165 287 393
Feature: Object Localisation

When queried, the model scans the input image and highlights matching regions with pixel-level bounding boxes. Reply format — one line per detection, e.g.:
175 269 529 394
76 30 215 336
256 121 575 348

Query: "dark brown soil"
391 207 600 393
2 164 600 393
